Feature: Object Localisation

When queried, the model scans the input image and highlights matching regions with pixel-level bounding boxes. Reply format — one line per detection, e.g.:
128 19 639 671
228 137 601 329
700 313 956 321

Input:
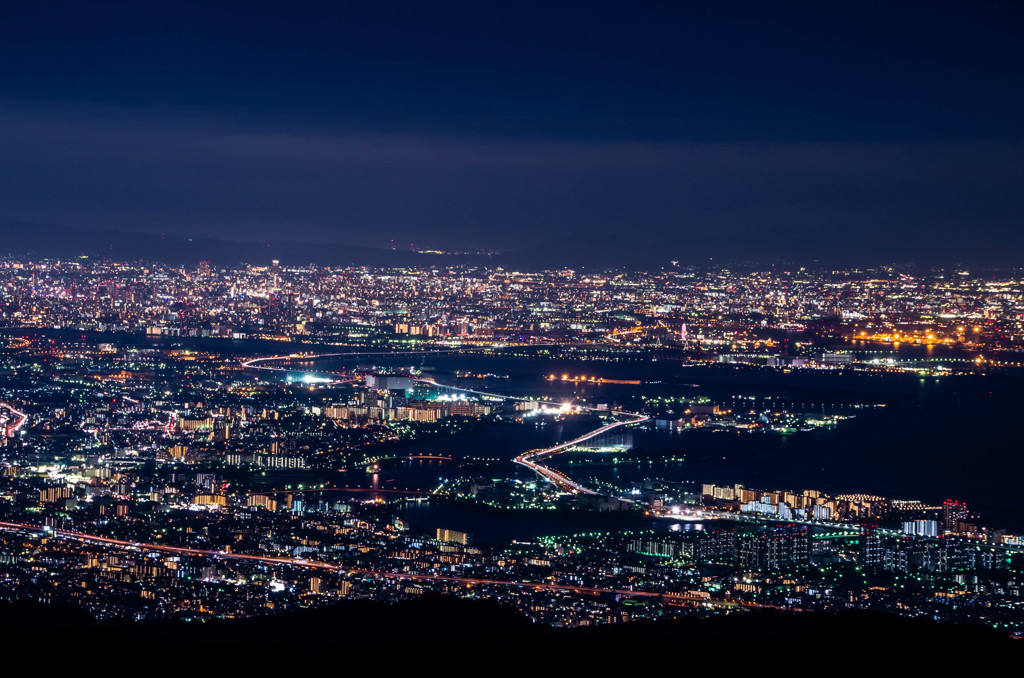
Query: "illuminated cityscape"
1 0 1022 654
0 258 1022 638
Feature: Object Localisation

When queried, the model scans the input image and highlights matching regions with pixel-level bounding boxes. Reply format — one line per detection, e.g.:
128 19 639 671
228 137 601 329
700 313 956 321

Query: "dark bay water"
10 330 1021 532
313 351 1024 531
397 499 694 544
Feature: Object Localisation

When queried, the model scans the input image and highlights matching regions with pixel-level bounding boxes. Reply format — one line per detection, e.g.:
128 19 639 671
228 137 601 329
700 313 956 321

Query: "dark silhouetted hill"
0 596 1010 668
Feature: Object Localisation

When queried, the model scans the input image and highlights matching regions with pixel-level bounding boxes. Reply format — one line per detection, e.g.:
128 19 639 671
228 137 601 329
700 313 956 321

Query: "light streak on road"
514 412 648 494
0 520 798 611
0 402 28 436
242 347 488 374
164 411 177 437
246 487 432 497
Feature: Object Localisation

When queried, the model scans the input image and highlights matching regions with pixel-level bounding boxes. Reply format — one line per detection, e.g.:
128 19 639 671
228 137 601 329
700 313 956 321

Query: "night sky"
1 1 1022 264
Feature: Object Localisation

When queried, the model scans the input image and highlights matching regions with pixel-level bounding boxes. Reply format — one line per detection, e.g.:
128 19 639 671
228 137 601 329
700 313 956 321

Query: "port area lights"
285 373 331 384
522 402 576 417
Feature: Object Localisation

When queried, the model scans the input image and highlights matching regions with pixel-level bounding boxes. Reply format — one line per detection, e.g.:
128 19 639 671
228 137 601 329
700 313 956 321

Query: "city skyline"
0 255 1022 642
1 0 1022 650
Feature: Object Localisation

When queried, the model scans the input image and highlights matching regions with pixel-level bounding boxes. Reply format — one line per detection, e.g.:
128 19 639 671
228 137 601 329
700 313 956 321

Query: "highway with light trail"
514 412 648 494
0 402 28 437
0 519 802 611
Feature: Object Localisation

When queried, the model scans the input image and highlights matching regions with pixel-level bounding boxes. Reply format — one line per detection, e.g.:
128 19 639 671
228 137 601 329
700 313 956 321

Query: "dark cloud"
0 106 1020 263
0 1 1022 263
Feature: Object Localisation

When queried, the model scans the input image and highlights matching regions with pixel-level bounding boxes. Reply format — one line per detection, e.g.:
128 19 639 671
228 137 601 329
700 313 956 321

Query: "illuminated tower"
943 499 968 532
860 527 884 567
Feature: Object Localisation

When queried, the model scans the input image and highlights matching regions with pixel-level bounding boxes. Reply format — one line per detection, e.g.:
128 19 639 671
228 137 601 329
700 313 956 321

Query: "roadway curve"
514 412 647 494
0 402 28 436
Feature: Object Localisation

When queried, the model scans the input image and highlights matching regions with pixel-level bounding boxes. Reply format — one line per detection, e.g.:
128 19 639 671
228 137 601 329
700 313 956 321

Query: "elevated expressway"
0 402 29 437
513 412 648 494
0 519 799 611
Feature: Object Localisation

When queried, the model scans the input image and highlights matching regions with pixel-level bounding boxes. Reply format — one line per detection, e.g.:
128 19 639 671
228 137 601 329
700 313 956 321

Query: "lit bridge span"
364 454 454 464
245 486 435 498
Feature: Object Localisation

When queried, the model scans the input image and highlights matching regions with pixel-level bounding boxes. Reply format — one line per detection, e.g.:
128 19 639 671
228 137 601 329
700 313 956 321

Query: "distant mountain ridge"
0 221 659 269
0 220 446 268
0 220 1006 270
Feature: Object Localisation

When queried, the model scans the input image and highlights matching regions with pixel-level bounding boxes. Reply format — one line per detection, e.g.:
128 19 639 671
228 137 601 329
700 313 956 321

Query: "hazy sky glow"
1 1 1022 263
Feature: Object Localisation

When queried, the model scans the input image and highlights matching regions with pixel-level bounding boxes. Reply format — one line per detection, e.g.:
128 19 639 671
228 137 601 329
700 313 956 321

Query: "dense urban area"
0 257 1022 635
